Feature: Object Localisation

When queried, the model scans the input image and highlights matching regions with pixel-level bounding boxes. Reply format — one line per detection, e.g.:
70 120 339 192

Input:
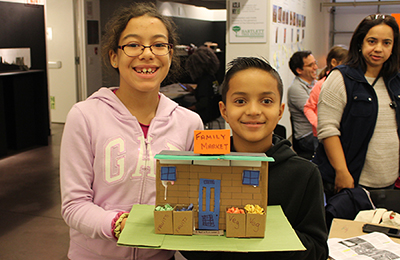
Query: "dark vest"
313 65 400 185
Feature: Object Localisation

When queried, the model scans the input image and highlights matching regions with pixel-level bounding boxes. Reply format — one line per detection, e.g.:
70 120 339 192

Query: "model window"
160 166 177 181
242 170 260 186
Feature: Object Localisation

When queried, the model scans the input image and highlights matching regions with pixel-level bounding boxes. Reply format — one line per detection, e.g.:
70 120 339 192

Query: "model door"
198 178 221 230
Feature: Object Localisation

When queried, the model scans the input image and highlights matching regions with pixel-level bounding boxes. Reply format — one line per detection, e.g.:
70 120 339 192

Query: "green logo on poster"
232 26 241 36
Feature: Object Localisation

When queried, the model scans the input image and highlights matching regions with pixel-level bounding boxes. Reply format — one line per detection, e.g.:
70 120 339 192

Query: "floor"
0 123 69 260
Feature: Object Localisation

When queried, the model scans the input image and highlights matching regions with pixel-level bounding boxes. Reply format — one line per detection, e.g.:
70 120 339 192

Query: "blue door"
198 178 221 230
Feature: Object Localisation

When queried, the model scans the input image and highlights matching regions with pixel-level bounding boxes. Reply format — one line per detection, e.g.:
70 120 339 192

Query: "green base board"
118 204 305 253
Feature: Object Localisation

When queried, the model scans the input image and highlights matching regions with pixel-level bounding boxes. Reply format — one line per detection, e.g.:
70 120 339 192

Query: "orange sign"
194 129 230 155
392 13 400 30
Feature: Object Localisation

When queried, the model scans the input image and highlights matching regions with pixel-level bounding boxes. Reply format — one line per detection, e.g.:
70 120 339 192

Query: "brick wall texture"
155 161 268 230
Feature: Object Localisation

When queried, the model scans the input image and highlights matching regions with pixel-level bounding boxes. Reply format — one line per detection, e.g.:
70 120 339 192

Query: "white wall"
46 0 77 123
47 0 103 123
48 0 103 123
157 1 226 21
84 0 102 97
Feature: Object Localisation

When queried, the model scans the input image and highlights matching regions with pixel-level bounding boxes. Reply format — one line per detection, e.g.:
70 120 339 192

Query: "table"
329 218 400 244
160 83 194 100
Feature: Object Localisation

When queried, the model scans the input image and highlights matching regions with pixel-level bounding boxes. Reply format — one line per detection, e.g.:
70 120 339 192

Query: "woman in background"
184 46 221 124
313 14 400 200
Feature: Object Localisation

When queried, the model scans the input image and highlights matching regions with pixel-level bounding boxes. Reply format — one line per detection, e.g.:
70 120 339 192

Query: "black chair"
369 189 400 213
290 116 314 160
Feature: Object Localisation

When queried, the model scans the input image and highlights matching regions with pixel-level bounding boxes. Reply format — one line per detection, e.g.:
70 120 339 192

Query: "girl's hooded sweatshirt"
60 87 203 259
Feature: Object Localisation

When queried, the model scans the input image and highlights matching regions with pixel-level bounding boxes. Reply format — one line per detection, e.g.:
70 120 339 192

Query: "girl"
304 46 348 137
60 3 203 259
313 14 400 200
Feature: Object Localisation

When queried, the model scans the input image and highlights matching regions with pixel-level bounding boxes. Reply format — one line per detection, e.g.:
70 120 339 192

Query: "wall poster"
229 0 267 43
270 0 306 71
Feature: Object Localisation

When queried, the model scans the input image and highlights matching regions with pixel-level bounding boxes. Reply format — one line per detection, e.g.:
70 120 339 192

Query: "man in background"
288 50 318 155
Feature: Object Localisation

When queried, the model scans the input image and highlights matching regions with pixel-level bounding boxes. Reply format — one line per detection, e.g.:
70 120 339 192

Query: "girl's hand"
121 217 127 231
334 169 354 193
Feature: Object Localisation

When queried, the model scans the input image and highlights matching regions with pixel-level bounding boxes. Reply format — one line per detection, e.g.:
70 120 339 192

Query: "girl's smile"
133 65 159 79
134 66 158 74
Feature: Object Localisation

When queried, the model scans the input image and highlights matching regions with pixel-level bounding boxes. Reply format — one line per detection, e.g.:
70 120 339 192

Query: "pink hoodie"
60 87 203 259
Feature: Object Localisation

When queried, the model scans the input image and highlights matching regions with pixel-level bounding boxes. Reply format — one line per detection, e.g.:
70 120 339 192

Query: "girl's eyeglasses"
118 43 173 57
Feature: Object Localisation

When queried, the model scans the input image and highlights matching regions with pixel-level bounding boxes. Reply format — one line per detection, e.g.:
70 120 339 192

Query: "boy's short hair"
288 50 312 76
220 57 283 104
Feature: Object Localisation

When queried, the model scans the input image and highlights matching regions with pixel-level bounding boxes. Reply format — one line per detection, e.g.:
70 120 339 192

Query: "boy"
181 57 328 260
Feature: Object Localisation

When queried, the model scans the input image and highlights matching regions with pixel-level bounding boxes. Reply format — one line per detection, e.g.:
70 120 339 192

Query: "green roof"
154 150 274 162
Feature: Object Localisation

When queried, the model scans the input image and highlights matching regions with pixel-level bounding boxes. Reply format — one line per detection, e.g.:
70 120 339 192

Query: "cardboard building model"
153 130 274 237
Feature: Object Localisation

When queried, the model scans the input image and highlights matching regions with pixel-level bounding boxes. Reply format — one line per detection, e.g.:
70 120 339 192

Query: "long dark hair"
101 2 180 81
346 14 399 77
